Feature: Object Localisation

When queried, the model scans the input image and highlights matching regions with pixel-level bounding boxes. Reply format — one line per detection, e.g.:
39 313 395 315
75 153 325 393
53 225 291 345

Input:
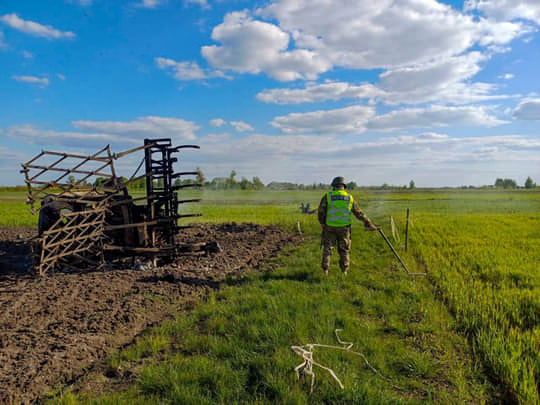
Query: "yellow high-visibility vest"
325 190 353 227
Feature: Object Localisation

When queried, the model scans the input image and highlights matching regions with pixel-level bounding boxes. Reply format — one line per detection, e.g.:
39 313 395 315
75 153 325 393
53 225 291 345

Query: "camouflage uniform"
318 193 374 273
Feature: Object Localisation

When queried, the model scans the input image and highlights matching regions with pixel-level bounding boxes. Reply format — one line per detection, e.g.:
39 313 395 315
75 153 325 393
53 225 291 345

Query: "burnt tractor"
21 138 215 275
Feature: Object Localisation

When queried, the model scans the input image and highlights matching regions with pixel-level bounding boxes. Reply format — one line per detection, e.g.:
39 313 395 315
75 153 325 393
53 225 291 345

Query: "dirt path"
0 223 298 404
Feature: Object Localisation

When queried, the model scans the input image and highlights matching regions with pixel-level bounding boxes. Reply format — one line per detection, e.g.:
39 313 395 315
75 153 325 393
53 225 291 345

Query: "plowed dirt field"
0 223 297 403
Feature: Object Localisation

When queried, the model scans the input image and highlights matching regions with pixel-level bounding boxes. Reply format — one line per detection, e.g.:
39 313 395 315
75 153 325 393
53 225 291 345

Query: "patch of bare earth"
0 223 298 404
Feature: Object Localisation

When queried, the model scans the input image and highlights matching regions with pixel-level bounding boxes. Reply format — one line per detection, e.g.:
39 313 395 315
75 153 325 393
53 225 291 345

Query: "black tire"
38 197 76 236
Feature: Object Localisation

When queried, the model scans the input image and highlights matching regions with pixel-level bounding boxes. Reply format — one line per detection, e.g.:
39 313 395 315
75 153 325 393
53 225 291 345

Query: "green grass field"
1 189 539 403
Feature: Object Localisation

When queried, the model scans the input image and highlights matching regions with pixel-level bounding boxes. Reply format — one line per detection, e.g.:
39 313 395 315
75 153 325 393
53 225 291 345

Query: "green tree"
503 179 517 189
252 177 265 190
495 178 504 188
228 170 237 189
409 180 415 189
525 176 536 189
196 167 205 185
239 177 253 190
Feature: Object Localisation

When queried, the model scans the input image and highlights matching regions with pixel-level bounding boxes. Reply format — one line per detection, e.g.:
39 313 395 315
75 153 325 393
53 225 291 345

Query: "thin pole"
405 208 410 252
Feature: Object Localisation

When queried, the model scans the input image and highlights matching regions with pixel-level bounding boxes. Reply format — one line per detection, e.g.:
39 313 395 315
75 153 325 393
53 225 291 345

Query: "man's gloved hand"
365 224 378 231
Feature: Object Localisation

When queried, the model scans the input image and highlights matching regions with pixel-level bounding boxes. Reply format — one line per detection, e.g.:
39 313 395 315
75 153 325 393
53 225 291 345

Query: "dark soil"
0 223 298 404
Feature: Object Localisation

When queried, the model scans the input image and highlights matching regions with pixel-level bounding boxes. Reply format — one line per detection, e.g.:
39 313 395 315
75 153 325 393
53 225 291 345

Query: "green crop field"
1 189 539 403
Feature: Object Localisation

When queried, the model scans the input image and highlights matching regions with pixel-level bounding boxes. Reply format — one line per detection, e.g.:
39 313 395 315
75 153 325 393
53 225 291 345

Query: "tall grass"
413 212 540 403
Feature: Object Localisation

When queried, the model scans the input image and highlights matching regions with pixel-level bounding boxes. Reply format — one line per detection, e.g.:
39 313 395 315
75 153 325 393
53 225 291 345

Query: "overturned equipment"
21 138 217 275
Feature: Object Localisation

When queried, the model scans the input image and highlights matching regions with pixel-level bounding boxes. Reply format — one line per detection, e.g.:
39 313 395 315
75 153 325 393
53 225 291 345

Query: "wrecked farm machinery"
21 138 216 276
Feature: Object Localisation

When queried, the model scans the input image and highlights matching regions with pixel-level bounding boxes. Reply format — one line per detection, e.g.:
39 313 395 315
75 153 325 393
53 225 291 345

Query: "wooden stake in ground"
405 208 410 252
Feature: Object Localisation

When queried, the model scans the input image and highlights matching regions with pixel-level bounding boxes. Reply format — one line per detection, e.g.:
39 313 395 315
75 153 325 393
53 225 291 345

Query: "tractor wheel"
38 197 76 236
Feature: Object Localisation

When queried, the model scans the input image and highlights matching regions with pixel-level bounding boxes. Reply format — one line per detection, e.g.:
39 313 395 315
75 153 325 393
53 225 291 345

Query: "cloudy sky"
1 0 540 187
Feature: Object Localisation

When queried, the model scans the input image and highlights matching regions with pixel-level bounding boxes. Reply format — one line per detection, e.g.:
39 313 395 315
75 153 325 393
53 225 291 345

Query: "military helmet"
331 176 346 188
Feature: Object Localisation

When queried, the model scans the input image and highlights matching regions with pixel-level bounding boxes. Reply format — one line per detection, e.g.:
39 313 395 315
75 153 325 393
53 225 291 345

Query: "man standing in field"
318 177 378 275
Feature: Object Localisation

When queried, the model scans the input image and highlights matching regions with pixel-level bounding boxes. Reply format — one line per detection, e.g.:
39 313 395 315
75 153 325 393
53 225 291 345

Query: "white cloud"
257 52 513 105
230 121 254 132
367 105 508 131
5 124 140 148
5 116 200 151
12 75 49 87
185 0 209 7
271 105 375 134
57 73 66 80
201 10 331 81
0 31 6 49
513 98 540 120
198 2 530 86
22 50 33 58
498 73 514 79
137 0 165 9
210 118 226 127
256 0 526 71
377 52 508 105
256 80 382 104
0 13 75 40
193 131 540 187
72 116 199 140
465 0 540 24
155 57 229 81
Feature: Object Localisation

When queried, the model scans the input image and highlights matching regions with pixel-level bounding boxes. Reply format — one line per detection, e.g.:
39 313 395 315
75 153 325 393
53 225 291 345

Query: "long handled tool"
377 227 426 276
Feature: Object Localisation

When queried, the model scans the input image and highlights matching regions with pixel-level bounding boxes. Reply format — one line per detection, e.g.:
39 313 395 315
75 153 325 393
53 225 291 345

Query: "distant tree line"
494 177 536 189
6 172 538 191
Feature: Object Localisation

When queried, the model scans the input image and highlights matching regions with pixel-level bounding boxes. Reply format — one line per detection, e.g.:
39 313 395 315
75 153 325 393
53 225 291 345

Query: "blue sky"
1 0 540 187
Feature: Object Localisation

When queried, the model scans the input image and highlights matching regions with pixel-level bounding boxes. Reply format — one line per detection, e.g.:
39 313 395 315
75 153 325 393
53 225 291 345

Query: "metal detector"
377 227 426 276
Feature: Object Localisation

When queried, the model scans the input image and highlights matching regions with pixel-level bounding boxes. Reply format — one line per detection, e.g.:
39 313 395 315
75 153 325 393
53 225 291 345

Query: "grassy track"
1 189 539 403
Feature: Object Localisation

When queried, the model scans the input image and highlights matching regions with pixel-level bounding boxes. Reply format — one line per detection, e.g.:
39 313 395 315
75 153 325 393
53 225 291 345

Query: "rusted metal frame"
111 171 151 191
24 150 46 166
104 219 160 231
57 159 116 200
24 164 112 178
107 194 152 207
38 147 112 187
177 213 203 219
41 208 106 247
171 145 200 151
144 139 157 248
104 216 174 231
106 145 117 181
103 245 175 253
113 143 154 160
40 241 105 265
39 194 113 209
172 171 199 178
106 191 162 208
37 205 107 275
39 146 111 162
177 198 202 204
41 219 105 257
42 223 105 251
26 181 116 193
41 219 105 261
26 147 115 209
28 155 68 181
48 243 105 271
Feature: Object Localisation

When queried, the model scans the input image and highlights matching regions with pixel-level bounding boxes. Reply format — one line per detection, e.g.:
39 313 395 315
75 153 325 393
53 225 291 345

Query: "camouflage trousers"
321 225 351 273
